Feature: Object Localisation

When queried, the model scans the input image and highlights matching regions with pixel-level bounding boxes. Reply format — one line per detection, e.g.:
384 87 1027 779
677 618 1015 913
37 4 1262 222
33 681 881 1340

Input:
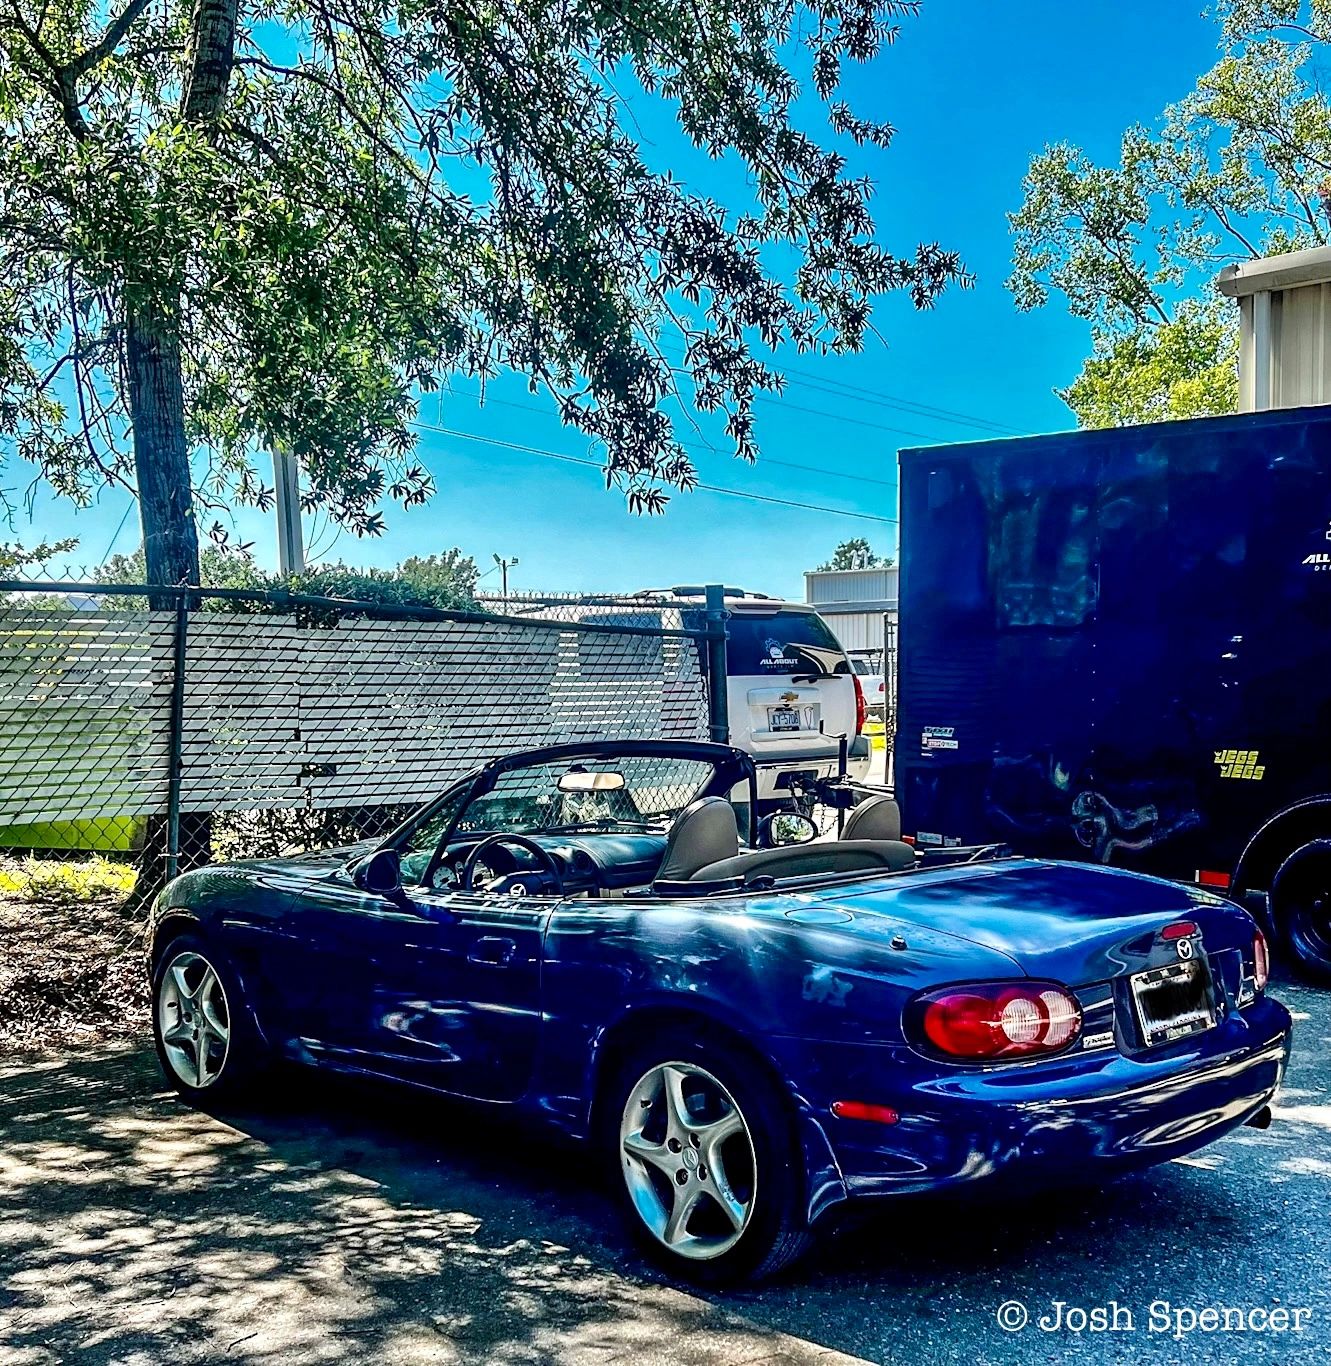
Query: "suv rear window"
723 611 847 677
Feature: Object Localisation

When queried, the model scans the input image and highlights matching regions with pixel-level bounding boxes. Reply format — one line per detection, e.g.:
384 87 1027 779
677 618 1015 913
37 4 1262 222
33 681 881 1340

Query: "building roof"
1217 245 1331 298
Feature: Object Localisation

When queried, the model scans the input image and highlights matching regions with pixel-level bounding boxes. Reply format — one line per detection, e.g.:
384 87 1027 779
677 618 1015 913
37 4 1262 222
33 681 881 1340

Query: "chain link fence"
0 580 724 891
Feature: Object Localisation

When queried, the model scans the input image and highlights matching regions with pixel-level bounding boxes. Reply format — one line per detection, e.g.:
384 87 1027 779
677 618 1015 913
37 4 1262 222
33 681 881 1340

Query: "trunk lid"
820 858 1254 987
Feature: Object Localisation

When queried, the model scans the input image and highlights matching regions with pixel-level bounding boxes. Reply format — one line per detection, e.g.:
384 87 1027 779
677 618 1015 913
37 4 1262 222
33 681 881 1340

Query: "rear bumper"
751 743 872 798
807 995 1291 1208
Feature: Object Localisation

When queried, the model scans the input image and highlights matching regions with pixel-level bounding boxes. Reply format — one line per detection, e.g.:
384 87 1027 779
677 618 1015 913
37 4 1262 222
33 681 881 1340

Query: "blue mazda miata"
149 739 1291 1283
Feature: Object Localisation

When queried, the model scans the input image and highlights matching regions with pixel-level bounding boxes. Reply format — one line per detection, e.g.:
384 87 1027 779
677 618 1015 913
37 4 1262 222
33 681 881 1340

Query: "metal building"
1218 245 1331 411
803 567 898 655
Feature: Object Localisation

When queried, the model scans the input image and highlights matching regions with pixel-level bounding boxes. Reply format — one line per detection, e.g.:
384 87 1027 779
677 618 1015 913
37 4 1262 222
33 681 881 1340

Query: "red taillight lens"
852 672 866 735
1254 930 1270 991
914 982 1082 1061
1161 920 1198 941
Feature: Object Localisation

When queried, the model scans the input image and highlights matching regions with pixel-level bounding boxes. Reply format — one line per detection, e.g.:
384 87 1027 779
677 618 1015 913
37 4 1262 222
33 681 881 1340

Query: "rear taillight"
852 672 866 734
910 982 1082 1061
1253 930 1270 992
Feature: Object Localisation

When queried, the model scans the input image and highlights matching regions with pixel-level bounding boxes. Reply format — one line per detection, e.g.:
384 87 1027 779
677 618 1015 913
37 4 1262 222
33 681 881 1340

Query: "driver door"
369 878 553 1101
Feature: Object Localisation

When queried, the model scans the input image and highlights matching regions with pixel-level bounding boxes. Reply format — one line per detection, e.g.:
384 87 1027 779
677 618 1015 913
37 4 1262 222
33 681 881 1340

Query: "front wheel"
151 933 266 1103
1272 840 1331 983
606 1034 812 1284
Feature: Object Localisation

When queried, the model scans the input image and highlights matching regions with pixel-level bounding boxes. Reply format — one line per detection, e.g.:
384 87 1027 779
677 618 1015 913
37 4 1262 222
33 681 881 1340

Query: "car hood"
802 858 1253 987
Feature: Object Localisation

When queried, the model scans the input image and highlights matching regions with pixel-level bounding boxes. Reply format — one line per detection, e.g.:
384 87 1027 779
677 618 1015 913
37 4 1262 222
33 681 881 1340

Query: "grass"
0 856 137 906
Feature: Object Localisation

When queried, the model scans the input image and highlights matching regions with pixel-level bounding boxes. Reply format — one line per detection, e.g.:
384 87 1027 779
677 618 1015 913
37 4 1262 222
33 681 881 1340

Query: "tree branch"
67 0 151 80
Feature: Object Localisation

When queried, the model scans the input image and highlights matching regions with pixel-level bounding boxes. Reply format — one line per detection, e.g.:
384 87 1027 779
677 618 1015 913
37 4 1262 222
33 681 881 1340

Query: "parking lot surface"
3 978 1330 1366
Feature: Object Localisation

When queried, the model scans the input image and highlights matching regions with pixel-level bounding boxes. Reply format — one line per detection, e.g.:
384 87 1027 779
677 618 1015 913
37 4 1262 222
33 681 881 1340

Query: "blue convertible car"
150 740 1291 1283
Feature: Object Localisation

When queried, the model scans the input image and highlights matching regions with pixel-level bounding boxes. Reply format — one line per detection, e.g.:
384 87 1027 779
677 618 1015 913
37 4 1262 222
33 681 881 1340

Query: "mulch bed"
0 896 150 1053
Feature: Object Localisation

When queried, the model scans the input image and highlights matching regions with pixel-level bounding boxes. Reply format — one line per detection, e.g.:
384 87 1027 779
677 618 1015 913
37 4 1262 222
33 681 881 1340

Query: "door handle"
468 936 517 966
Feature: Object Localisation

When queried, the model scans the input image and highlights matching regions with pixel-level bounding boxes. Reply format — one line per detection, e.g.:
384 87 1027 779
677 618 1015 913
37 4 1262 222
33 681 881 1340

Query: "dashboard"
435 830 670 894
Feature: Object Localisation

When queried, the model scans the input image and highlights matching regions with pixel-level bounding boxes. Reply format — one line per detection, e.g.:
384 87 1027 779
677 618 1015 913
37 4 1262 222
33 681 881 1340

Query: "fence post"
164 596 189 883
704 584 730 744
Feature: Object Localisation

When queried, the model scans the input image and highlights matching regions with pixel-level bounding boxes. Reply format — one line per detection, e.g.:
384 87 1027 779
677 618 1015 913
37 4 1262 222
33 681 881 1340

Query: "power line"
765 362 1023 436
751 392 961 443
442 391 901 490
655 337 1022 437
410 421 899 525
98 498 136 568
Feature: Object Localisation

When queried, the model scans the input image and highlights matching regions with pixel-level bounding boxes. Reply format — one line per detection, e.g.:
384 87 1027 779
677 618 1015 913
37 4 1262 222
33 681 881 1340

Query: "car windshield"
456 754 717 836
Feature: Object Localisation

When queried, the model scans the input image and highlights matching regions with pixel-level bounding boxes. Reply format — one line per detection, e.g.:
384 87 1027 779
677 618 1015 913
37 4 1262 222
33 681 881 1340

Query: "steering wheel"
460 833 564 896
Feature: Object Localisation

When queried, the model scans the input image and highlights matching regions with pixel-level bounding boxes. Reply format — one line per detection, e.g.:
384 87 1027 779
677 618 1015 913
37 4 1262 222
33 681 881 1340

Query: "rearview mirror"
758 811 819 848
558 768 625 793
351 848 403 897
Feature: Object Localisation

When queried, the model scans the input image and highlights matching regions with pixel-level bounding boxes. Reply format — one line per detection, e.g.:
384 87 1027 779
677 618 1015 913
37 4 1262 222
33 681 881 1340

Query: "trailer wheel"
1271 840 1331 983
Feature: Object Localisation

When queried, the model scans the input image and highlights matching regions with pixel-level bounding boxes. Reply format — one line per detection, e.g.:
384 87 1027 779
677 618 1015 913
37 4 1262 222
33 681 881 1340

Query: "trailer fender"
1233 796 1331 901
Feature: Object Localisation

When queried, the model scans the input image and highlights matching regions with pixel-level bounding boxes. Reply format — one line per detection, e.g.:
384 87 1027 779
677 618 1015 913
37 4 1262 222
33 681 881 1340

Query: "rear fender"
581 995 849 1225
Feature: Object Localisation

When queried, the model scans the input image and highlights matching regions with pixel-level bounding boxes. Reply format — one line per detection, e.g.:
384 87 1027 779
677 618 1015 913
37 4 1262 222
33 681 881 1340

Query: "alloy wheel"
619 1061 756 1261
157 949 231 1089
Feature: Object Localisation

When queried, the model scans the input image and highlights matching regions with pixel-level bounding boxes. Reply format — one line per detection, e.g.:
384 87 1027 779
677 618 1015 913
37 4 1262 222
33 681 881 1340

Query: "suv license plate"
768 706 801 733
1130 957 1216 1046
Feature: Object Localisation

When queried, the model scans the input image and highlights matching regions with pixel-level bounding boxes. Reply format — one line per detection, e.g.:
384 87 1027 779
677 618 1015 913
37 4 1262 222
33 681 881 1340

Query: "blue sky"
22 1 1224 599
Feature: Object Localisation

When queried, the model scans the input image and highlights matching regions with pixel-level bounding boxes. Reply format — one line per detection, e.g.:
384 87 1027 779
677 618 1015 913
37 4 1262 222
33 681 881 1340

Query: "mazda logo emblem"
1177 938 1194 960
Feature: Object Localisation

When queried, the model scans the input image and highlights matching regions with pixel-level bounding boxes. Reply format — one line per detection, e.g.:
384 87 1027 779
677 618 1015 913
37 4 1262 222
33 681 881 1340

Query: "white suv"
634 588 872 811
847 651 887 725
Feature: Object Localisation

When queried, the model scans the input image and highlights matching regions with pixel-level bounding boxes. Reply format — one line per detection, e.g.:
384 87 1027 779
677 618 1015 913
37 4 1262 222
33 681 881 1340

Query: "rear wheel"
151 933 267 1103
605 1033 812 1284
1271 840 1331 982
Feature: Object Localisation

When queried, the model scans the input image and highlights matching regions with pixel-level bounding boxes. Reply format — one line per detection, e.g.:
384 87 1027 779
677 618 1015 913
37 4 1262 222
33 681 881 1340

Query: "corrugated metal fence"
0 583 723 882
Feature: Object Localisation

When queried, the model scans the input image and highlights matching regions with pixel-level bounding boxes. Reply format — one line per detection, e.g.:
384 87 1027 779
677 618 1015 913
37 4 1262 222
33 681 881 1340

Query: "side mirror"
758 811 819 849
351 848 403 897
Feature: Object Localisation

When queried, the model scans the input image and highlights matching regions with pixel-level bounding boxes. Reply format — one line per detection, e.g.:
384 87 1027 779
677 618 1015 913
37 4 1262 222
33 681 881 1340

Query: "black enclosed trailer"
895 404 1331 973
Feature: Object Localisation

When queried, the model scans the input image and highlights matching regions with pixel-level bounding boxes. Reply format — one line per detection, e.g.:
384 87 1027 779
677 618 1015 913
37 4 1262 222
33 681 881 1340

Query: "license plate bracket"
1130 956 1216 1047
768 706 801 733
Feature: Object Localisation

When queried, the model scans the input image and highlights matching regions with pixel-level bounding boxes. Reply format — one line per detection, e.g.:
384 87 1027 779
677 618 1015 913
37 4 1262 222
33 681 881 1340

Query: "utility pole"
493 553 519 608
273 447 305 577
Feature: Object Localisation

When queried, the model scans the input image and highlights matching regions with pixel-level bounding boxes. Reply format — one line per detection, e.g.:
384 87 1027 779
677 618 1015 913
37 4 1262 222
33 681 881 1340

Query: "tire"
151 931 268 1104
1271 840 1331 983
601 1030 813 1285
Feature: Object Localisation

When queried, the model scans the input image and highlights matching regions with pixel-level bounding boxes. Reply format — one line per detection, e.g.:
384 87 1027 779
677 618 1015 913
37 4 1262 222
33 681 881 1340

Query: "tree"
97 544 479 610
1007 1 1331 427
817 537 892 570
1 0 968 599
0 538 76 574
1059 302 1238 429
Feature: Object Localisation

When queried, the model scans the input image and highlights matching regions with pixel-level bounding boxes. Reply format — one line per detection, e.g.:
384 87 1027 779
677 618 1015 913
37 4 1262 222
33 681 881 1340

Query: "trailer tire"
1271 840 1331 983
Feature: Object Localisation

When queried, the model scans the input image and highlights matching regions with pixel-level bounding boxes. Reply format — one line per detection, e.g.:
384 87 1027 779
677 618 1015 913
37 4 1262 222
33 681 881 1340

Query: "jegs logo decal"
1215 749 1265 781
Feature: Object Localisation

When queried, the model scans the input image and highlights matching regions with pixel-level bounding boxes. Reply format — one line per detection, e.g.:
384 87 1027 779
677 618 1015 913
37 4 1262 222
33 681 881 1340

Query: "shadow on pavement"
3 980 1331 1365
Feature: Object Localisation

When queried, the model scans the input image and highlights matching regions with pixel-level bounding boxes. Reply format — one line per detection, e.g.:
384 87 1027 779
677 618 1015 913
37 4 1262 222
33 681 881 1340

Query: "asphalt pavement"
2 976 1330 1365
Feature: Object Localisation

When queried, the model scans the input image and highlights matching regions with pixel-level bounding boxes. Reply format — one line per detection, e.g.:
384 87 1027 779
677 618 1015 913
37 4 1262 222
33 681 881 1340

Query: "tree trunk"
182 0 238 125
125 294 200 607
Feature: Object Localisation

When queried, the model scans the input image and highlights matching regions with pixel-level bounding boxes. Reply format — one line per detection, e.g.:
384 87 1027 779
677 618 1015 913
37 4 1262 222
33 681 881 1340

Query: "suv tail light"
909 982 1082 1061
1253 930 1270 991
852 672 866 735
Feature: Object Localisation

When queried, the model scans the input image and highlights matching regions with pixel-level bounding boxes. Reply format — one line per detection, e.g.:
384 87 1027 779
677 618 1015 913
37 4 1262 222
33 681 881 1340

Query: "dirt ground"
0 894 148 1054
